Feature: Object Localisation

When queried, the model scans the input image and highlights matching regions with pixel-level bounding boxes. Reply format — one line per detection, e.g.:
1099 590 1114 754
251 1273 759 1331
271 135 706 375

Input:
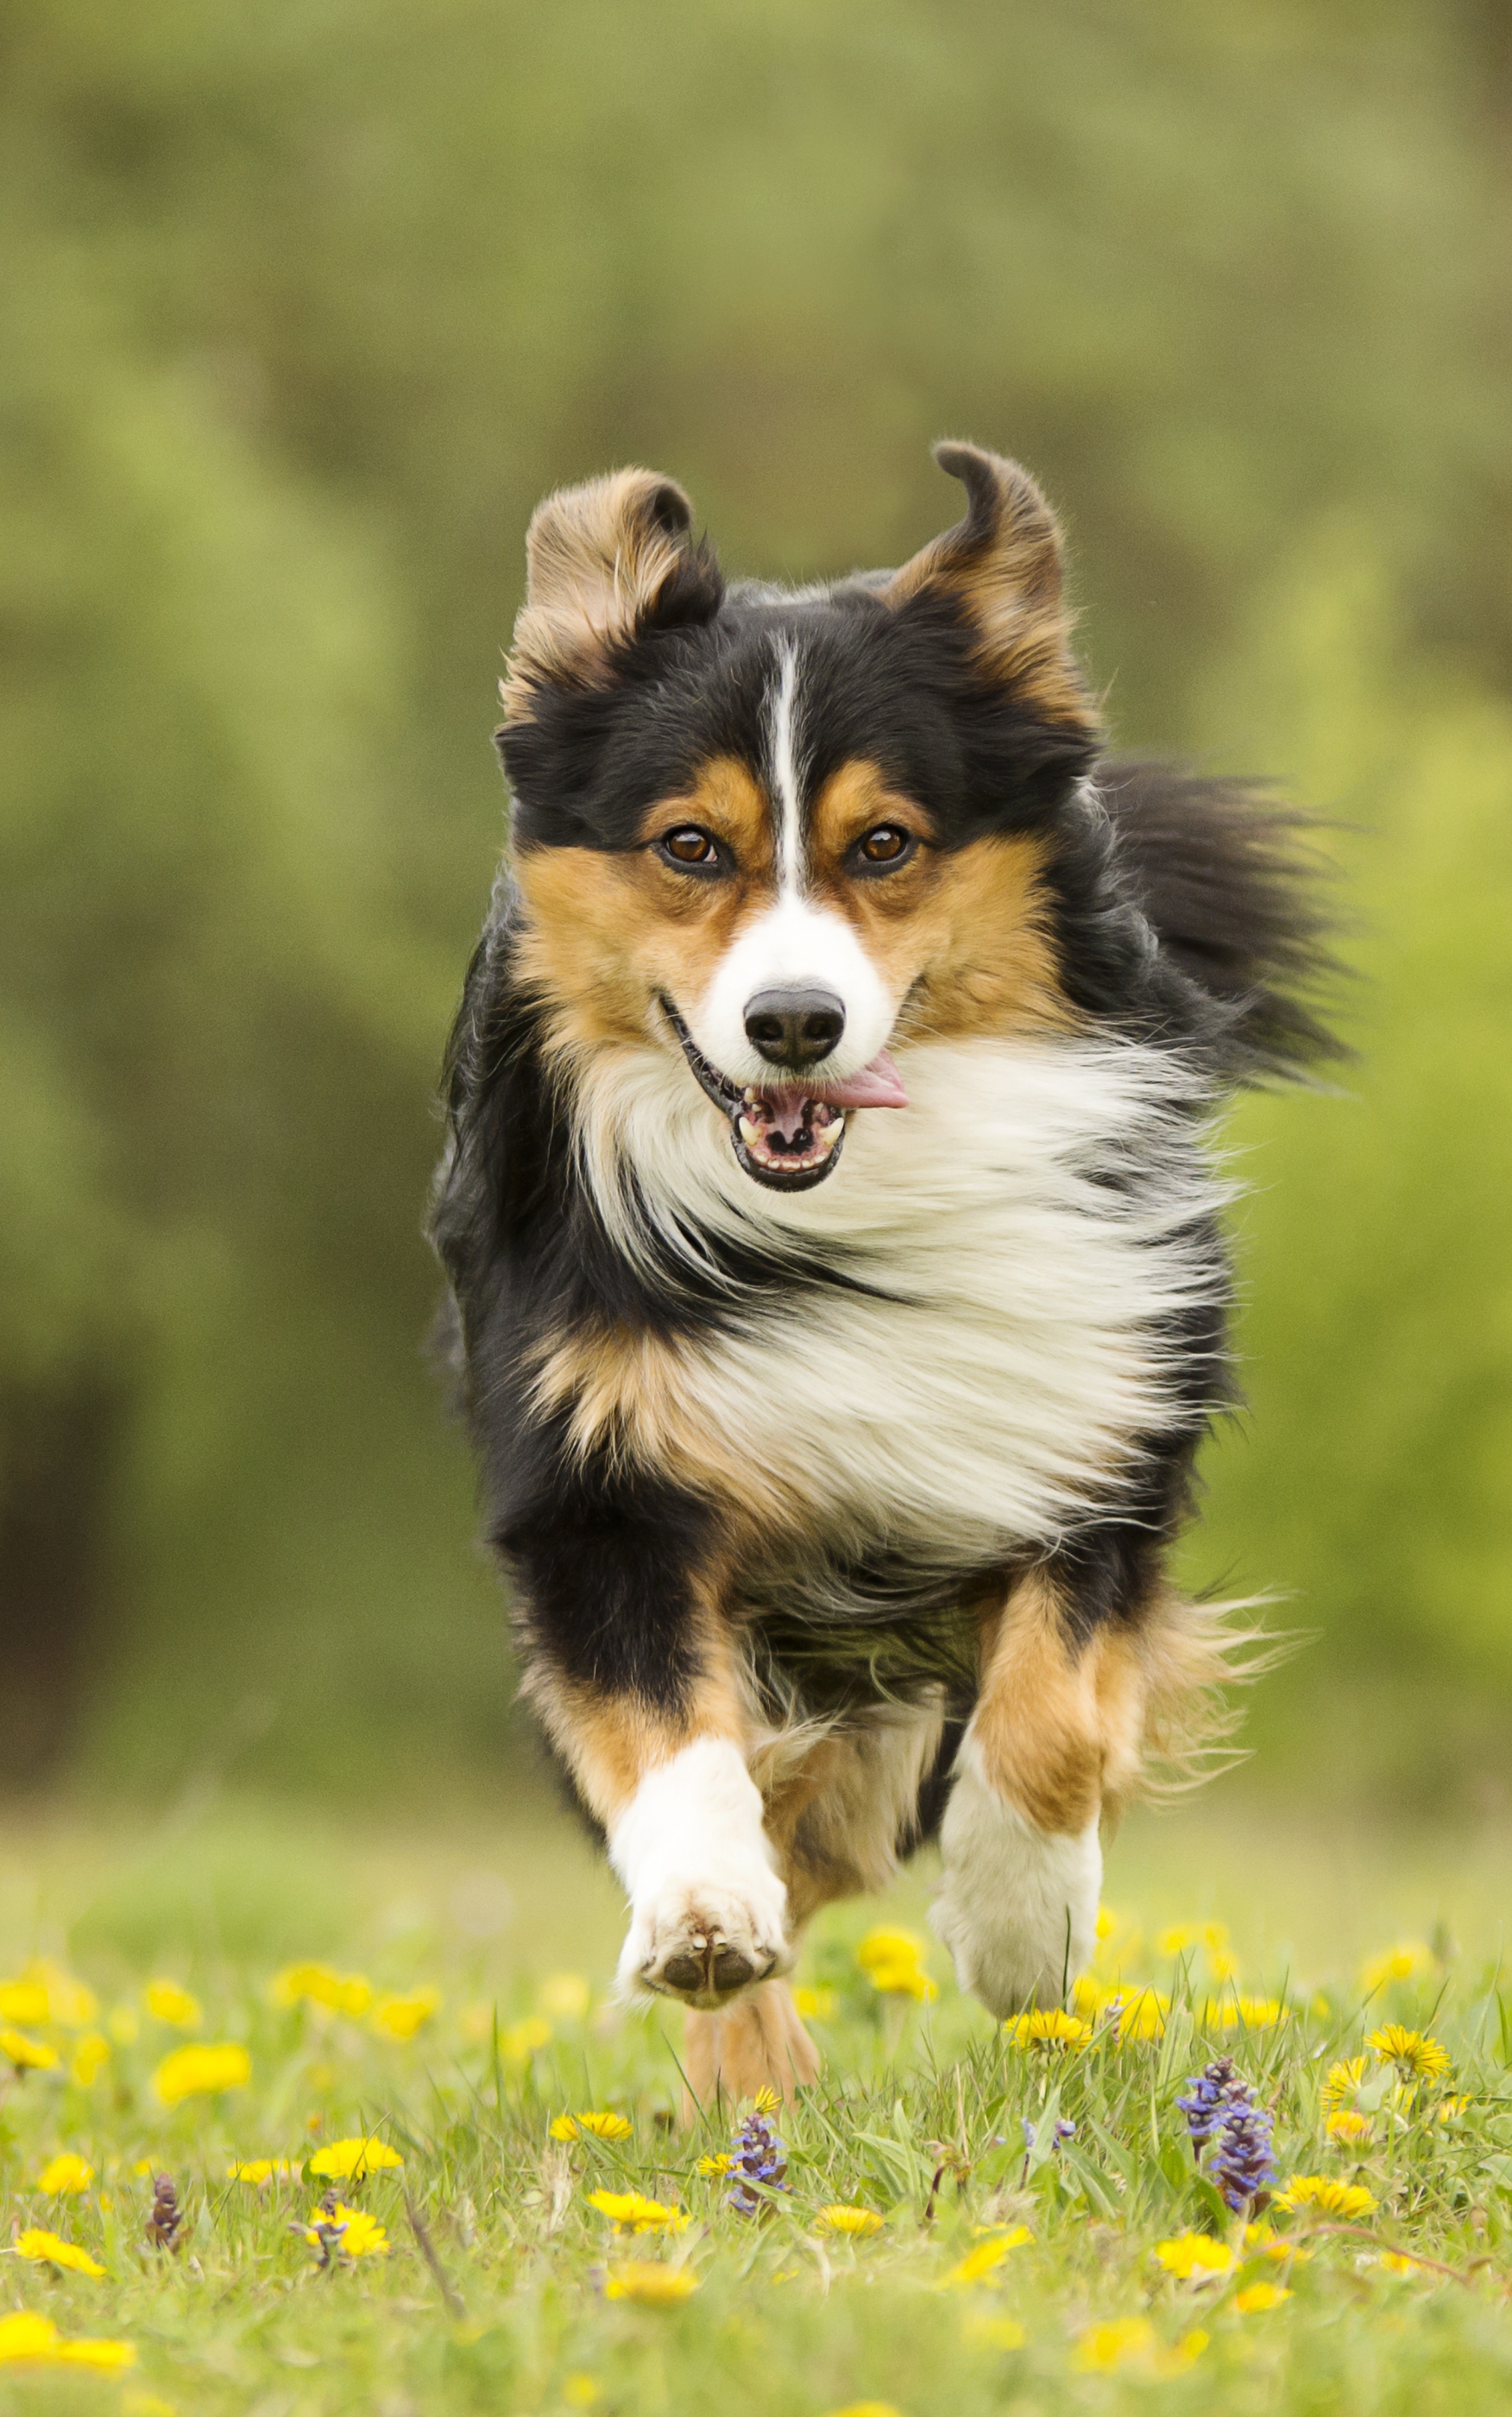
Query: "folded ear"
885 442 1099 739
501 467 722 722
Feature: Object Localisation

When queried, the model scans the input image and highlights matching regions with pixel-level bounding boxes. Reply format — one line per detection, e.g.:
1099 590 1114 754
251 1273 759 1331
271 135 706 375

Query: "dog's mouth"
659 997 908 1191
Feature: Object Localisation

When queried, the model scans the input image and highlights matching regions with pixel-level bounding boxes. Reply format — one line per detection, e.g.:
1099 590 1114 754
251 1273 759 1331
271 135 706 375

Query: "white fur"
609 1738 791 2003
575 1033 1227 1565
931 1739 1101 2012
692 890 898 1089
768 637 803 893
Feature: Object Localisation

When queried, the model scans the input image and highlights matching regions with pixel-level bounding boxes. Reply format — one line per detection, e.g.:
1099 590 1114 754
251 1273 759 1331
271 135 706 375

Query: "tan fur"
512 759 779 1062
808 760 1071 1039
971 1567 1264 1835
530 1320 793 1526
520 1602 747 1828
501 467 697 721
682 1978 821 2117
757 1713 946 1925
885 443 1099 736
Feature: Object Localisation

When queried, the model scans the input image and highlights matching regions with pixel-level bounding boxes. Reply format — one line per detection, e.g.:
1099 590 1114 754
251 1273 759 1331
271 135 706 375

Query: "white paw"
931 1755 1099 2017
609 1738 791 2008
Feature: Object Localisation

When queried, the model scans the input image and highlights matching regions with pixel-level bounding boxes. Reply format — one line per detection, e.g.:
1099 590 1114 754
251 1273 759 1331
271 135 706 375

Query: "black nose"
743 985 846 1071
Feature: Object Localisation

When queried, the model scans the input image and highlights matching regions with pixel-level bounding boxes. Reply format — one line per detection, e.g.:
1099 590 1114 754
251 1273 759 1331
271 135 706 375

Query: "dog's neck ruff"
569 1033 1229 1562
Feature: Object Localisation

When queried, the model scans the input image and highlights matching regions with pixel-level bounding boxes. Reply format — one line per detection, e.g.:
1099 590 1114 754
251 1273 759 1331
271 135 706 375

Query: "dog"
429 441 1335 2108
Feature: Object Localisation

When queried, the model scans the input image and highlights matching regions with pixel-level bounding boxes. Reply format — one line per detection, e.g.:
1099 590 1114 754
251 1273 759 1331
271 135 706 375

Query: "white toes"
609 1738 791 2007
932 1758 1100 2017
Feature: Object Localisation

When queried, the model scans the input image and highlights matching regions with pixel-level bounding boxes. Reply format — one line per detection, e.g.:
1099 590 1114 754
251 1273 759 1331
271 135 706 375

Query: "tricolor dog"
431 444 1334 2106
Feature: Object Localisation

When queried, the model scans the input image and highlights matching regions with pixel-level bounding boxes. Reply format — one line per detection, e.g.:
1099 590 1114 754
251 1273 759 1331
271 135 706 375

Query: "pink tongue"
757 1049 909 1114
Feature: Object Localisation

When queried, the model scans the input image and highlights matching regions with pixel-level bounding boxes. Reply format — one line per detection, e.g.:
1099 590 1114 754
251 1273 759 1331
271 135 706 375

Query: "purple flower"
1177 2056 1242 2155
1211 2106 1276 2212
727 2105 789 2216
1178 2058 1276 2212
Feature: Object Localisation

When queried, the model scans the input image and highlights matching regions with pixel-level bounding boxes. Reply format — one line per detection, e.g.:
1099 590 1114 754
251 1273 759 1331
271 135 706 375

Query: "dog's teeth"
738 1115 765 1149
816 1119 843 1152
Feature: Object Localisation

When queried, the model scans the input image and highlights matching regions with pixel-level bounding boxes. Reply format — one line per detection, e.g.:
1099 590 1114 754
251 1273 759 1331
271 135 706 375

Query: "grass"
0 1790 1509 2412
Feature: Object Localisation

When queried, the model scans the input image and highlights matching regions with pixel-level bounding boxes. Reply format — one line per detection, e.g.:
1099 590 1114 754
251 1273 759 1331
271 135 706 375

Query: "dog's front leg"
932 1565 1145 2016
508 1506 790 2011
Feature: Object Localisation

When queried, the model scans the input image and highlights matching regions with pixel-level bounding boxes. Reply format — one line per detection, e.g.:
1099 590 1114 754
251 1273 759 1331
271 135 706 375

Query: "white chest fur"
575 1037 1226 1568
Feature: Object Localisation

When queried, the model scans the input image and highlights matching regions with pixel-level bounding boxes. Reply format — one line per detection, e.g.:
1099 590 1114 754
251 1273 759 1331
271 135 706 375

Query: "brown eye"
860 824 910 864
660 825 719 868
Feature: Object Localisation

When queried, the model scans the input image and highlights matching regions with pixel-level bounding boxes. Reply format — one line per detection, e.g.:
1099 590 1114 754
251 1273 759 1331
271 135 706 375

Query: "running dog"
430 442 1335 2106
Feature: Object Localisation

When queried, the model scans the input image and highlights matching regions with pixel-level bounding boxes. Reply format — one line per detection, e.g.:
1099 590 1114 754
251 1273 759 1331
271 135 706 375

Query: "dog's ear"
501 468 722 722
885 443 1099 740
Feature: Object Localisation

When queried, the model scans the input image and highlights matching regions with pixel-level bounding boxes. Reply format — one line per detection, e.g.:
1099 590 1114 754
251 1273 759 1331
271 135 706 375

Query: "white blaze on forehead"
766 636 803 894
694 891 898 1088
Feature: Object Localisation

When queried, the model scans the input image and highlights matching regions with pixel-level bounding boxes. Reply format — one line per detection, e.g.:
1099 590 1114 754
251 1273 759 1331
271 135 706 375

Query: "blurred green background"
3 0 1510 1814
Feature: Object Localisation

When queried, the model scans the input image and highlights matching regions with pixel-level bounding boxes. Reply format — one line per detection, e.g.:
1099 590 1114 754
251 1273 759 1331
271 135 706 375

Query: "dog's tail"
1099 758 1347 1082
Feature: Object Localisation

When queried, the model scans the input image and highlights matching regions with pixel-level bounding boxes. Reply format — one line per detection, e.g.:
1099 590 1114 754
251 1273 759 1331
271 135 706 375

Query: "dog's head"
498 444 1101 1192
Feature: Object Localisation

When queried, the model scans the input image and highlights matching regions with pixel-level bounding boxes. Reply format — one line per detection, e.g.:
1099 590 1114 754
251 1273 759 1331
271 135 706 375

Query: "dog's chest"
583 1038 1222 1566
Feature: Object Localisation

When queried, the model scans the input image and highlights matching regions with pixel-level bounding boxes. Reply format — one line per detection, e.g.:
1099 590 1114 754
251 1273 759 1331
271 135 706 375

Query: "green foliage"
1 0 1509 1791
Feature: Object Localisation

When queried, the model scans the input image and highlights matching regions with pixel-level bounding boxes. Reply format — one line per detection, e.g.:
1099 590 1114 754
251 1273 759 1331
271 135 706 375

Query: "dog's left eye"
857 824 913 868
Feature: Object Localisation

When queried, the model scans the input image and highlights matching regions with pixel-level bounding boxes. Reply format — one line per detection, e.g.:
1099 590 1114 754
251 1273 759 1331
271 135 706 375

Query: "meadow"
0 1795 1507 2414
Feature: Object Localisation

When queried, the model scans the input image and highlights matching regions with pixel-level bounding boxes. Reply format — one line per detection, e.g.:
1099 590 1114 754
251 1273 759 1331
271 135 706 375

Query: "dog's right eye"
658 826 722 870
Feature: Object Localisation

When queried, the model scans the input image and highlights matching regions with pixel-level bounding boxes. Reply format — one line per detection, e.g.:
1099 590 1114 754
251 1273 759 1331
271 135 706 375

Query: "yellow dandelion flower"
1377 2250 1431 2277
552 2111 633 2142
0 2027 57 2073
562 2376 600 2407
13 2230 106 2277
539 1973 592 2021
304 2201 388 2258
1154 2232 1232 2281
144 1980 201 2029
1361 1941 1435 1993
856 1928 937 1998
226 2160 296 2185
752 2086 779 2113
792 1985 836 2020
1326 2111 1372 2145
1323 2055 1366 2110
0 1984 50 2028
17 1963 98 2030
1437 2096 1471 2123
1244 2222 1311 2264
1274 2175 1377 2219
68 2034 109 2088
1095 1905 1117 1942
942 2226 1030 2287
269 1963 373 2019
307 2136 402 2180
1238 1997 1285 2029
153 2042 249 2106
1367 2026 1449 2082
500 2016 553 2062
602 2261 698 2304
0 2312 134 2370
696 2154 733 2178
587 2189 686 2232
817 2205 884 2236
1074 2318 1156 2372
1107 1987 1169 2042
1003 2008 1092 2051
1233 2282 1290 2313
822 2405 904 2417
370 1988 442 2042
36 2154 93 2196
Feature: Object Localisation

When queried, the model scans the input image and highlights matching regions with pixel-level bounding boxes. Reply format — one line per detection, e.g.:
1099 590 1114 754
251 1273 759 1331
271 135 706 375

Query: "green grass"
0 1791 1509 2414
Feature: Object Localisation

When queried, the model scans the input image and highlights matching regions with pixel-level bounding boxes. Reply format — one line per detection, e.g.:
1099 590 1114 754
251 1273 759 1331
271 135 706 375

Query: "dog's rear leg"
681 1978 821 2122
931 1564 1149 2016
